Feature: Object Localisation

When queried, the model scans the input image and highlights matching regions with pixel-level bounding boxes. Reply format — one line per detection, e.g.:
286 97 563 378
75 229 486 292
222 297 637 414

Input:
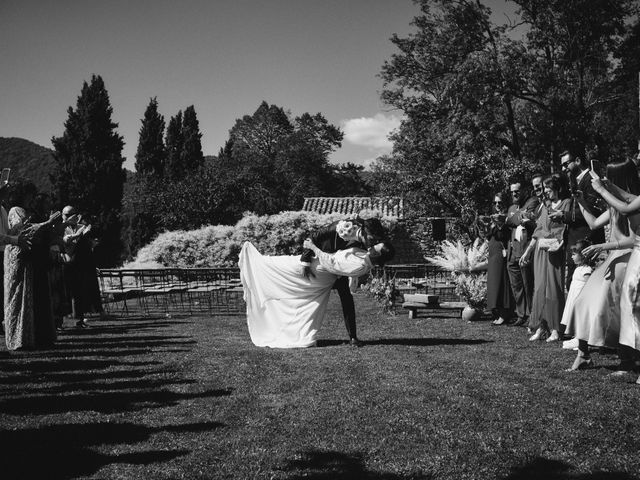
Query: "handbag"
538 238 563 252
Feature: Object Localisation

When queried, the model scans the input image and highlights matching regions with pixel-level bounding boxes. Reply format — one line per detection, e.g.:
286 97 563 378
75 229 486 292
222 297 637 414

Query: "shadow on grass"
9 378 197 395
0 368 157 384
277 450 431 479
0 359 161 373
503 457 639 480
0 387 233 415
54 334 194 346
316 338 490 347
0 421 223 480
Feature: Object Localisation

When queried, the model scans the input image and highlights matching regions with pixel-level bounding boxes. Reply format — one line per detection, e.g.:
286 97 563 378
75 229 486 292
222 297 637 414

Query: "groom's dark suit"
300 218 386 342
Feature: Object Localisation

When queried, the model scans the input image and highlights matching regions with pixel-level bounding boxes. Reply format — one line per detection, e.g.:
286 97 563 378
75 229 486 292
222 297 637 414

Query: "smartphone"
590 159 604 179
0 168 10 186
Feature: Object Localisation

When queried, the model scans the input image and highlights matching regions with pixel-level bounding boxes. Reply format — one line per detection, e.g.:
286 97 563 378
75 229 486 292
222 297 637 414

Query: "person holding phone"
62 206 104 328
555 151 606 291
0 179 33 336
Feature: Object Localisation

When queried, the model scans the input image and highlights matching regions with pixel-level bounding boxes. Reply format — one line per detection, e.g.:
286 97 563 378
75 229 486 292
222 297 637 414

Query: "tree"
219 101 343 215
51 74 125 267
181 105 205 173
164 111 184 180
377 0 637 225
135 97 166 177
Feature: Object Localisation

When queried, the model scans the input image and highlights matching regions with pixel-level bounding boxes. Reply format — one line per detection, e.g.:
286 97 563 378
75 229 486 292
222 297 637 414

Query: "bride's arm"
303 238 370 277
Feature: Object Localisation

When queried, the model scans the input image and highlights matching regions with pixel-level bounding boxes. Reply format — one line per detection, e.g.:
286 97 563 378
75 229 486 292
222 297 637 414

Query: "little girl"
561 239 595 348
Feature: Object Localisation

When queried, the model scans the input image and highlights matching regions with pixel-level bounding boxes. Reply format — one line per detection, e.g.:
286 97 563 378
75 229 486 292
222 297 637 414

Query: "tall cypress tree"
164 111 184 179
181 105 204 173
51 74 125 267
135 97 166 177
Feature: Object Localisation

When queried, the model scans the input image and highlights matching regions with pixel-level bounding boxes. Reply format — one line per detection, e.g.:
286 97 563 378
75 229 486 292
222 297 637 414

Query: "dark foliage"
51 74 125 267
134 97 166 177
376 0 640 229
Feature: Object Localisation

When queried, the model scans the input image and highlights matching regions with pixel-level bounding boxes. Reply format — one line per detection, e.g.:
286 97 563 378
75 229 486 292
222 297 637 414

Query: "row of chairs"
97 268 245 317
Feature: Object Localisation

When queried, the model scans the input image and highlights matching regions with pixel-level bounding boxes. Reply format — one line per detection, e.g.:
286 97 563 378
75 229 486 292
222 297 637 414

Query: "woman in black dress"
485 192 515 325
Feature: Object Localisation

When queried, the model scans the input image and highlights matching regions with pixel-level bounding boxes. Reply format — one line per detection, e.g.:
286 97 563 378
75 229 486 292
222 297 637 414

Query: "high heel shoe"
567 354 593 371
545 330 560 343
529 327 544 341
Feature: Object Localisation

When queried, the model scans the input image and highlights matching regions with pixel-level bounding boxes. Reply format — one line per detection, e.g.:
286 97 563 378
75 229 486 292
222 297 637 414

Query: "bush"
127 210 398 268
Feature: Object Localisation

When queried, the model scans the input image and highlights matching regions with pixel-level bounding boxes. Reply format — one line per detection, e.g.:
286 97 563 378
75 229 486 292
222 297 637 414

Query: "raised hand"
16 231 32 250
303 238 317 251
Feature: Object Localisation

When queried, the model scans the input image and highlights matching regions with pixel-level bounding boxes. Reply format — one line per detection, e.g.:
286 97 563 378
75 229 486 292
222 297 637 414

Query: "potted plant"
426 238 489 320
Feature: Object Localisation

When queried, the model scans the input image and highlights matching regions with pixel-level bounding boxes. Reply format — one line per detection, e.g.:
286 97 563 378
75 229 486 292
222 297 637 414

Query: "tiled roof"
302 197 404 218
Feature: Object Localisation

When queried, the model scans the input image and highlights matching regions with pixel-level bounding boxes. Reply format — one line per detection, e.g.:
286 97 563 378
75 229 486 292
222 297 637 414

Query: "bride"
238 238 395 348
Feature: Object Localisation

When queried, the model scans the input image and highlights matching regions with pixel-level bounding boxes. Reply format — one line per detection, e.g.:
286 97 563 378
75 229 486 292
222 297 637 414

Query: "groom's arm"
300 222 339 266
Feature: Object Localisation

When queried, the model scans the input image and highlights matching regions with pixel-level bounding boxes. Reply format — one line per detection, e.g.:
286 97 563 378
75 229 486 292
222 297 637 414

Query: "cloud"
341 113 402 152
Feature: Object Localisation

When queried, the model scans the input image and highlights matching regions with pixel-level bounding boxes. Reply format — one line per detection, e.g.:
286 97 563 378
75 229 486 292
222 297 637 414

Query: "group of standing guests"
0 183 104 351
482 150 640 384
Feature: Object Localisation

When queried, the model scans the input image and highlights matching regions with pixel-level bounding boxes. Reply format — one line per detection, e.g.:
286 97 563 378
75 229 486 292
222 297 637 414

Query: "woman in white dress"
591 160 640 383
239 238 394 348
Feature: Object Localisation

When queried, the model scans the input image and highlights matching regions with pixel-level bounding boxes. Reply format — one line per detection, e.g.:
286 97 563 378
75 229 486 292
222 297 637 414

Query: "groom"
300 217 387 347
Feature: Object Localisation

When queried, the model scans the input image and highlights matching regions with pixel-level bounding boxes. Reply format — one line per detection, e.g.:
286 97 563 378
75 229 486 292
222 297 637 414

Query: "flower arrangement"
425 238 489 273
426 238 489 310
361 274 398 315
454 272 487 310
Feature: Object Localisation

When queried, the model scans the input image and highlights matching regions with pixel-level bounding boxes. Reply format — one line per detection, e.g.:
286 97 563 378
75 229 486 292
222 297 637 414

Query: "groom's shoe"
349 338 364 347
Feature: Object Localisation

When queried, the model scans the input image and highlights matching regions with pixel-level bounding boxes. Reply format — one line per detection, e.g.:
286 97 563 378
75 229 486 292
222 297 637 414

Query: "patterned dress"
4 207 56 350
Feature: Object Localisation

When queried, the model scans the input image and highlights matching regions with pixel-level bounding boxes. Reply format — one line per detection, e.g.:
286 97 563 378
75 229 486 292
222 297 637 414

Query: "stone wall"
388 216 464 264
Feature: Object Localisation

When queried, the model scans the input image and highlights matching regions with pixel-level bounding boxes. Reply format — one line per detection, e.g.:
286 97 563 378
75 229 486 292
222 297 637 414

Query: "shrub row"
126 211 397 268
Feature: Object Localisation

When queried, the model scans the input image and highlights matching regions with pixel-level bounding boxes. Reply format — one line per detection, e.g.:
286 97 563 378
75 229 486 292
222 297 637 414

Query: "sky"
0 0 517 171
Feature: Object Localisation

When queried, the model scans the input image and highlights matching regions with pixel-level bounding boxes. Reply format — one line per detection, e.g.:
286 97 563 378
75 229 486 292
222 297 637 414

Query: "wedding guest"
556 150 605 290
591 161 640 384
63 207 104 328
531 173 545 208
564 161 638 370
49 214 71 330
505 179 540 327
0 185 35 336
520 175 570 342
560 240 595 349
484 192 515 325
4 196 60 351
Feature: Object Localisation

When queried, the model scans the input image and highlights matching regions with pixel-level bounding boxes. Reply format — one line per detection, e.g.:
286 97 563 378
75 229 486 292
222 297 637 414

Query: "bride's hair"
371 242 395 266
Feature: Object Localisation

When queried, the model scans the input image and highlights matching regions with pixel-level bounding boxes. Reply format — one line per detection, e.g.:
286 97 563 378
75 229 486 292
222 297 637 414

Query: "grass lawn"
1 293 640 480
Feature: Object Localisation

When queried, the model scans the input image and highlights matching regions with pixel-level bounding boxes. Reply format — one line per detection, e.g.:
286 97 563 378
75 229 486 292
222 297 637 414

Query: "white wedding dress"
238 241 372 348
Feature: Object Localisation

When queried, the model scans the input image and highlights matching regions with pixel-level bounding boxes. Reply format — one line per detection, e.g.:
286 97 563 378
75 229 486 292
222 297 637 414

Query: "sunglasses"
533 185 543 191
494 201 504 205
561 160 572 168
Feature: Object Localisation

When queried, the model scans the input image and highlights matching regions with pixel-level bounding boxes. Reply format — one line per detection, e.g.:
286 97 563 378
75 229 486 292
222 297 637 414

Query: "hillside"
0 137 57 193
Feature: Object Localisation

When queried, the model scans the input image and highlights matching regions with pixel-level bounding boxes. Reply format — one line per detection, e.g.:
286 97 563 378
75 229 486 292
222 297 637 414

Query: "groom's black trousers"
333 276 357 339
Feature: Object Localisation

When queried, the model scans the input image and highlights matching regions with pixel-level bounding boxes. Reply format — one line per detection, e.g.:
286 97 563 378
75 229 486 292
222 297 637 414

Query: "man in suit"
553 150 605 290
300 217 387 347
505 179 540 327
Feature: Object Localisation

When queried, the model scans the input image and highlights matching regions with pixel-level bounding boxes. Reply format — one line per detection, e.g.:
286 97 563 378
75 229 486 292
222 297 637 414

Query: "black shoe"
349 338 364 347
512 317 528 327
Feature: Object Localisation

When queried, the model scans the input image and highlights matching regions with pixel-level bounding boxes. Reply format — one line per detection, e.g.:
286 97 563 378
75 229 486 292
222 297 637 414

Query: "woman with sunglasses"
519 175 571 342
484 191 515 325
